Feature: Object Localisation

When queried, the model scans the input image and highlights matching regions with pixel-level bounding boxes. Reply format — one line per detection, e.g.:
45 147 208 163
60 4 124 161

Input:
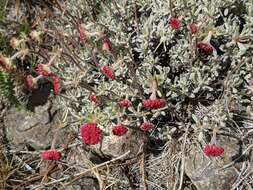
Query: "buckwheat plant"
5 0 253 136
48 0 252 141
0 0 253 188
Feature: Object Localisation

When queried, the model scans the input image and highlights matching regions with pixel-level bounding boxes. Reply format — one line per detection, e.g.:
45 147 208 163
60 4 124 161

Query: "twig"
14 155 35 173
14 175 42 189
8 142 82 155
134 1 140 36
178 125 189 190
220 144 253 170
30 151 130 189
140 152 148 190
232 170 253 190
146 179 165 190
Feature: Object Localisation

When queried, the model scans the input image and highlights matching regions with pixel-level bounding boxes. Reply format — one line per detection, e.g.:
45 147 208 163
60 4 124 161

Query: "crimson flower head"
0 54 13 72
102 39 112 52
41 150 61 161
78 25 88 42
143 99 166 110
249 79 253 86
188 23 198 34
52 75 61 94
80 123 103 145
0 55 10 71
140 122 154 132
170 18 182 30
204 144 224 157
112 124 128 136
26 75 38 90
119 99 132 108
29 30 40 42
0 55 5 69
90 95 102 106
36 64 51 76
197 42 214 55
102 65 115 80
10 38 20 49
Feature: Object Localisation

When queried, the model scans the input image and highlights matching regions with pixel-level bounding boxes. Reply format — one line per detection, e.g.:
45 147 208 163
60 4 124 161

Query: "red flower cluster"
170 18 182 30
26 75 38 89
140 122 154 132
90 95 102 106
34 64 61 94
189 23 198 34
197 42 214 55
41 150 61 161
52 75 61 94
0 55 13 72
204 144 224 157
119 99 132 108
102 65 115 80
0 55 8 71
102 39 112 52
80 123 103 145
36 64 51 76
10 38 20 49
143 99 166 110
29 30 40 41
78 25 87 42
112 124 128 136
249 79 253 87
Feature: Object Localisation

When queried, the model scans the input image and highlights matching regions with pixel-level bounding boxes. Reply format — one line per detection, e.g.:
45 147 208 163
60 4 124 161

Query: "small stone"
4 102 66 150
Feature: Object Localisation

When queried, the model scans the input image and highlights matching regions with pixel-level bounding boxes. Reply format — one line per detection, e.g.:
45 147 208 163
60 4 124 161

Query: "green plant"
0 152 14 190
0 0 8 23
1 0 253 189
0 70 20 106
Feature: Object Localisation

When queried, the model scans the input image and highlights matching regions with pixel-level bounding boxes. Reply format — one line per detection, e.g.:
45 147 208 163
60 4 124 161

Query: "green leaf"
192 114 198 123
20 23 32 35
0 70 20 106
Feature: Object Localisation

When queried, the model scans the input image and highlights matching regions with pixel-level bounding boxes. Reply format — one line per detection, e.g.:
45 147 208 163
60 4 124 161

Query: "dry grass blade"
0 151 14 190
30 151 130 189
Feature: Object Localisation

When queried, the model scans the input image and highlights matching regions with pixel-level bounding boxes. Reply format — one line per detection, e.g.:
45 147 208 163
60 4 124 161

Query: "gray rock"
44 178 99 190
67 146 93 172
3 101 66 150
185 137 240 190
65 178 99 190
66 146 130 190
99 129 147 158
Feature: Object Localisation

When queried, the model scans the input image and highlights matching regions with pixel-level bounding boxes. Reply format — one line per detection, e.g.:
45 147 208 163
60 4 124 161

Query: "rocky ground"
1 0 253 190
1 98 253 189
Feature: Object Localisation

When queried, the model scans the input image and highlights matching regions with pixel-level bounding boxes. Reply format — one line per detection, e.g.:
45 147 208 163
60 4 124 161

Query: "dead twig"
178 125 189 190
30 151 130 189
140 152 148 190
220 144 253 170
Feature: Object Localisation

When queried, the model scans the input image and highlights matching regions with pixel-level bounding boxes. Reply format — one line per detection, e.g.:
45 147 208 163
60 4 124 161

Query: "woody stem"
50 128 60 150
211 127 218 144
150 79 157 99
